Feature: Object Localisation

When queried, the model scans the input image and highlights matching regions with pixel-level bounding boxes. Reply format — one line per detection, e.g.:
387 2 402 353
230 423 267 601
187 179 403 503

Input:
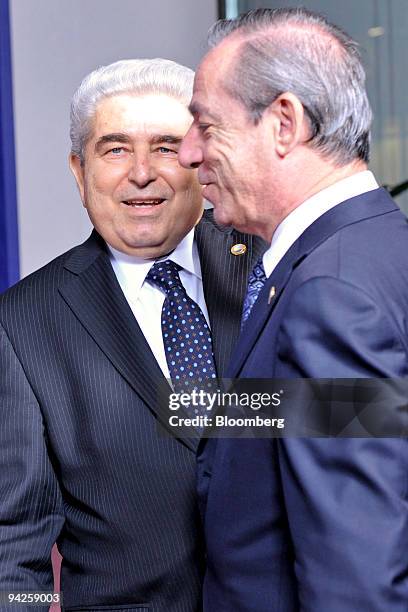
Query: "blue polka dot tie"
146 260 217 398
241 256 267 328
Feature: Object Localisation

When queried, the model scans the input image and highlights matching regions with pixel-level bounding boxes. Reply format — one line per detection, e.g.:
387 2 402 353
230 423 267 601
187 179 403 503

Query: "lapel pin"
268 286 276 304
230 243 247 256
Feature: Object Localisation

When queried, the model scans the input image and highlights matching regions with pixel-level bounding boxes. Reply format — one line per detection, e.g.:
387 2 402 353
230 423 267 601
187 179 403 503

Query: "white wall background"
10 0 217 278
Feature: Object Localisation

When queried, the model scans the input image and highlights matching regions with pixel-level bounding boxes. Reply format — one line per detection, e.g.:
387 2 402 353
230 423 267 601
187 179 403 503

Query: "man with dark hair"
0 58 263 611
179 8 408 611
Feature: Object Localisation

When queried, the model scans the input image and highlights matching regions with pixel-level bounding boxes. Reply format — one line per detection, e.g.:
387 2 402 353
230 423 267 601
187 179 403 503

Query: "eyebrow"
95 133 131 153
150 135 183 145
94 133 183 153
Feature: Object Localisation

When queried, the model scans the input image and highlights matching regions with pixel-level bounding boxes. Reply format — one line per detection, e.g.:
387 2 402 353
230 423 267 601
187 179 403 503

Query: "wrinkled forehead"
190 38 242 117
210 32 244 67
90 93 193 140
194 36 243 96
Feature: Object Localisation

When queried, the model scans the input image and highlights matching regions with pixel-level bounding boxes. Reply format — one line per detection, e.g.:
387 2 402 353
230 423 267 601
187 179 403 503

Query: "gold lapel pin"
268 286 276 304
230 243 247 256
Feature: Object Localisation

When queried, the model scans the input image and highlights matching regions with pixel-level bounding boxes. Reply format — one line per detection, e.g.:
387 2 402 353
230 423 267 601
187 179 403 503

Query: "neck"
263 157 368 242
298 158 368 202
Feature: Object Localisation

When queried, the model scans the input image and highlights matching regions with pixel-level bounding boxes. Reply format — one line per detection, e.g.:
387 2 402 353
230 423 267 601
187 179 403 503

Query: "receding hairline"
214 20 348 61
205 21 351 114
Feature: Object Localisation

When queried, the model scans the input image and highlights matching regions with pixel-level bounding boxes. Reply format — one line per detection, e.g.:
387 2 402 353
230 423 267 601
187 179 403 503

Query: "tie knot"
146 260 184 294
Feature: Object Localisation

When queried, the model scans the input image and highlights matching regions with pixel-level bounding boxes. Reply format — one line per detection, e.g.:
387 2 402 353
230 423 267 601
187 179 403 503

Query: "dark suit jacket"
198 189 408 611
0 210 264 612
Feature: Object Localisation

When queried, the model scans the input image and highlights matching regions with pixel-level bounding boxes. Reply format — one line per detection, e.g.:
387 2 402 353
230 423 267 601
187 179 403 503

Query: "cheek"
212 148 237 183
183 176 204 206
162 166 201 196
208 136 236 166
89 165 126 197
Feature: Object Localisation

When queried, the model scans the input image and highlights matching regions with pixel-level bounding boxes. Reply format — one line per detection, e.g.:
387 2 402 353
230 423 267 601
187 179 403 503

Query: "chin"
128 238 178 259
213 206 233 228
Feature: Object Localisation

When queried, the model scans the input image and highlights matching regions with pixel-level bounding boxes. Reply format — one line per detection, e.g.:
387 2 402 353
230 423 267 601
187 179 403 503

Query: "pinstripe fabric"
195 212 265 377
0 210 266 612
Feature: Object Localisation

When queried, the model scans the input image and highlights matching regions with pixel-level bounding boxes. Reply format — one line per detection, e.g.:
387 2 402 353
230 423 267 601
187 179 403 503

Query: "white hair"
70 58 194 162
208 8 372 164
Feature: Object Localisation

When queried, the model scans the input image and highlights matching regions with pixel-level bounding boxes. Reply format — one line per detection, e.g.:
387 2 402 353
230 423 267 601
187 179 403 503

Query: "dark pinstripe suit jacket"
0 210 265 612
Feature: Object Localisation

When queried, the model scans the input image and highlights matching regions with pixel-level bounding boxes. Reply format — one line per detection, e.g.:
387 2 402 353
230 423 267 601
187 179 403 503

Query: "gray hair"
70 58 194 162
208 8 372 164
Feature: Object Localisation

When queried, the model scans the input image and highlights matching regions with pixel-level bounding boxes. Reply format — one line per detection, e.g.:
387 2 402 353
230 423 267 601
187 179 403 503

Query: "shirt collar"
263 170 379 278
161 227 202 280
107 226 201 299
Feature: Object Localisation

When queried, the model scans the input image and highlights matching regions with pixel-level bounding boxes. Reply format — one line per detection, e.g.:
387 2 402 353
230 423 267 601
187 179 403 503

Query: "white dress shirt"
108 228 209 379
263 170 379 278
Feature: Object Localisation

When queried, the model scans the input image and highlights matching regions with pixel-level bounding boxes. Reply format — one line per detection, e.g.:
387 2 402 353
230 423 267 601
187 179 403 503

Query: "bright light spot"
368 26 385 38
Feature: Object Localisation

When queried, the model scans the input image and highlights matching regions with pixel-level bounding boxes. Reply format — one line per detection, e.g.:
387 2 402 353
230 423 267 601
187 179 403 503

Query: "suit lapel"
195 211 267 376
59 232 198 451
227 241 302 377
228 188 398 377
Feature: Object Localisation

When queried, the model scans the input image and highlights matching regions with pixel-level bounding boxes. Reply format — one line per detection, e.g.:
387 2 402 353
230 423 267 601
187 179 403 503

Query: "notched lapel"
195 211 267 376
228 241 303 377
228 188 398 378
59 234 198 451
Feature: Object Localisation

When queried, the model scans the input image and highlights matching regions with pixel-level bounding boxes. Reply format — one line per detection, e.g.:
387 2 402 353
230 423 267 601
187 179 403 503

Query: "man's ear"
69 154 86 206
266 92 308 158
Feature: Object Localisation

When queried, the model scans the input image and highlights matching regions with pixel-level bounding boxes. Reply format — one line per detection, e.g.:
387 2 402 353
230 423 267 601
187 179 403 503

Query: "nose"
179 126 203 169
127 152 157 187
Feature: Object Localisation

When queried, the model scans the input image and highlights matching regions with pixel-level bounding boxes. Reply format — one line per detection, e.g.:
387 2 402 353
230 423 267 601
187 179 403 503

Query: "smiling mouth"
122 199 166 207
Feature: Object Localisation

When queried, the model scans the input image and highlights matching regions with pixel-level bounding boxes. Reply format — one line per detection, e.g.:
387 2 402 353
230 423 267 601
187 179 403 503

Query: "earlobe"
269 93 306 158
69 154 86 206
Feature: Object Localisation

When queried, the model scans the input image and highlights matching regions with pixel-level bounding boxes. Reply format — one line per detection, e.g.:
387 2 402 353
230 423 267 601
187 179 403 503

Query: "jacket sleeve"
275 276 408 611
0 324 65 611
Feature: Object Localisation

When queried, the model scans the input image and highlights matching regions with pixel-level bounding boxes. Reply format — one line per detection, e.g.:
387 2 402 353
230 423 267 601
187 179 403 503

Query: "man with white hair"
179 8 408 611
0 59 263 611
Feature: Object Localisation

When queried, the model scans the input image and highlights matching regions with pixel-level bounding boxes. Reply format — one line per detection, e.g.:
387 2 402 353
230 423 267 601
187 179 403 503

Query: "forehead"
191 38 242 115
91 93 193 138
